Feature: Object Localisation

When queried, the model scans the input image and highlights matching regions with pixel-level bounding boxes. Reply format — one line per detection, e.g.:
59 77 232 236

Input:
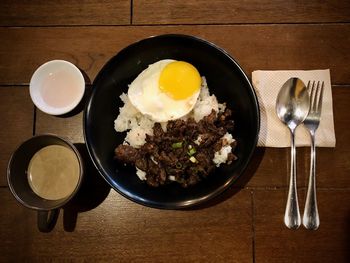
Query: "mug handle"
37 209 60 232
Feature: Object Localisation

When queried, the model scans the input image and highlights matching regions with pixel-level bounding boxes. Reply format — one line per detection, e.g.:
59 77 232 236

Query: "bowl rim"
83 34 260 209
7 133 85 211
29 59 85 116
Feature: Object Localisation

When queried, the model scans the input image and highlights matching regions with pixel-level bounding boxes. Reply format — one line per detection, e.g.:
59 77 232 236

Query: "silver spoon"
276 78 310 229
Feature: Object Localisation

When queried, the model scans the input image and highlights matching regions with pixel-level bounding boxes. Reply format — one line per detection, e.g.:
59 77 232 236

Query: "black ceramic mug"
7 134 84 232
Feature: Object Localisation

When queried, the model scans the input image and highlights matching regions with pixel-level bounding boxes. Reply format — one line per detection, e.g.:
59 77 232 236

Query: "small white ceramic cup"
29 60 85 115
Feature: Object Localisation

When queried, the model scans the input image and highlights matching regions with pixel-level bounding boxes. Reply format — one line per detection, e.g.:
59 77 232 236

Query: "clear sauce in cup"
30 60 85 115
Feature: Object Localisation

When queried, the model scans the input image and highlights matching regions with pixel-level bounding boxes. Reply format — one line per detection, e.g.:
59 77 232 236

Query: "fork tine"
313 81 321 112
307 80 311 91
316 81 324 113
309 81 316 112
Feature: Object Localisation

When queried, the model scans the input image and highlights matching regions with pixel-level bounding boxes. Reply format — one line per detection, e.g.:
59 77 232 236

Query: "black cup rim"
7 134 84 211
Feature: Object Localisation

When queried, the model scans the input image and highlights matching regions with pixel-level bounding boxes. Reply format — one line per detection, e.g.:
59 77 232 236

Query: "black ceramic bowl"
84 34 260 209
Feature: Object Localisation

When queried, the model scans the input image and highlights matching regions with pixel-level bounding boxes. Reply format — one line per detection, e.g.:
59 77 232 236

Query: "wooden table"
1 1 349 262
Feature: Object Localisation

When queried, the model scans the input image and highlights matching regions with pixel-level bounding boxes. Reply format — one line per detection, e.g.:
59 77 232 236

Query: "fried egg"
128 59 201 122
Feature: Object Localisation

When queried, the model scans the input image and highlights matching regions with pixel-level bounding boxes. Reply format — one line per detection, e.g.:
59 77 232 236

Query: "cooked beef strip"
114 145 139 163
114 108 237 187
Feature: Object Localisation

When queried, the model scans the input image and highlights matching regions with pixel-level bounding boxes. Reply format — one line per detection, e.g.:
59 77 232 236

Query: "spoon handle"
303 131 320 229
284 129 301 229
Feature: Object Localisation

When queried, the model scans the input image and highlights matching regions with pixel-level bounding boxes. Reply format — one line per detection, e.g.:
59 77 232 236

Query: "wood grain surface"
133 0 350 24
254 189 350 262
0 188 253 262
0 87 33 186
0 0 131 26
0 1 349 262
0 24 349 85
2 1 349 26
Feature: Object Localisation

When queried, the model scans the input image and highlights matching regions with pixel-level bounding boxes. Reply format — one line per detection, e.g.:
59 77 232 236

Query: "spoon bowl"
276 77 310 229
276 78 310 129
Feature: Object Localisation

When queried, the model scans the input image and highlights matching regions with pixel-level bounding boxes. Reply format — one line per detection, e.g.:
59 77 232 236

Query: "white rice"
184 77 226 122
213 133 236 167
136 167 147 181
114 93 154 148
114 76 234 168
194 135 203 145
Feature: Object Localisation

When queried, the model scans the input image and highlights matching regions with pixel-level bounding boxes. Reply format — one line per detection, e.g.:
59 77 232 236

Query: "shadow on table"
187 147 265 210
62 143 111 232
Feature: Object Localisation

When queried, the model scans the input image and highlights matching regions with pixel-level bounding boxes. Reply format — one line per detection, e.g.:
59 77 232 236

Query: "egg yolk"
159 61 201 100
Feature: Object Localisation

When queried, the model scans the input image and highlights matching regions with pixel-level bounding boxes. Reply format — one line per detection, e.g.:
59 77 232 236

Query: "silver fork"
302 80 324 230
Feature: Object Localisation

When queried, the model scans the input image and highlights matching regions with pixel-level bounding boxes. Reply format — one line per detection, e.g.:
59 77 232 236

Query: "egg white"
128 59 200 122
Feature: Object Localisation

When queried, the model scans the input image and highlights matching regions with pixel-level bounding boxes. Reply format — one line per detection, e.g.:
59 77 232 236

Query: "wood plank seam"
0 22 350 28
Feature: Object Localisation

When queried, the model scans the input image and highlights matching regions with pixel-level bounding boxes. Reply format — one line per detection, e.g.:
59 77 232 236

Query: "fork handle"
303 131 320 230
284 129 301 229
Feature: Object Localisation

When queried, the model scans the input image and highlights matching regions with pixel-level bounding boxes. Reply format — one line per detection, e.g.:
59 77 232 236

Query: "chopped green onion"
176 162 183 169
189 156 197 163
172 141 183 149
187 147 196 156
188 144 193 149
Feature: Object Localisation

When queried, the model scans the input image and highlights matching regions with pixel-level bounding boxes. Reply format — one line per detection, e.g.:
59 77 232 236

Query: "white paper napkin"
252 69 336 147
